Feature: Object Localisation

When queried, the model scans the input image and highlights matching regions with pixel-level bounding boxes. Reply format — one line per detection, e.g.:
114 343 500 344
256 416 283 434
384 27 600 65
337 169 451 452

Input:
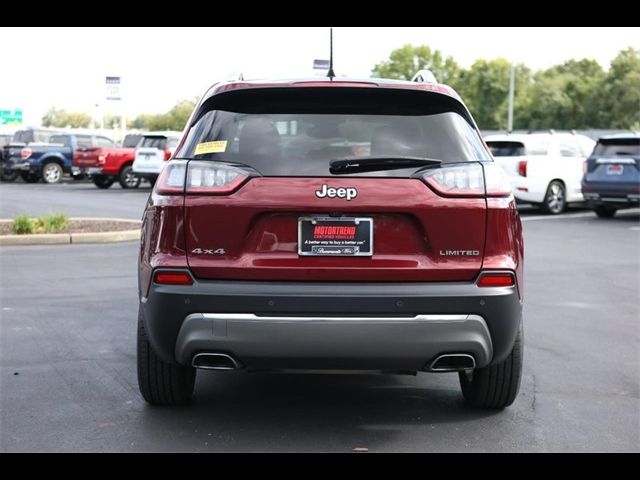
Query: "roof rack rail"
411 70 438 84
527 129 555 135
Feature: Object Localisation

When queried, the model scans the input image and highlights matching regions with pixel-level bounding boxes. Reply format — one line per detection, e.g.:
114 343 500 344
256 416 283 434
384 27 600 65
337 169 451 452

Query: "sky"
1 27 638 127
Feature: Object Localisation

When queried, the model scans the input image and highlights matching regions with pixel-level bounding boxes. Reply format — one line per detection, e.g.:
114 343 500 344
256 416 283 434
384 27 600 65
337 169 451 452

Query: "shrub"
11 214 34 235
34 213 70 233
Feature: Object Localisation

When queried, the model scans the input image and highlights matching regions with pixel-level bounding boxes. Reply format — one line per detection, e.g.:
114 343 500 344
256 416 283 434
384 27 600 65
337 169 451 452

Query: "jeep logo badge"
315 185 358 201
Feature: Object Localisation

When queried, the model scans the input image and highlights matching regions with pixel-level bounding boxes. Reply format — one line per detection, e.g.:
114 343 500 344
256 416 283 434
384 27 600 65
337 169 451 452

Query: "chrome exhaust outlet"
429 354 476 372
192 353 241 371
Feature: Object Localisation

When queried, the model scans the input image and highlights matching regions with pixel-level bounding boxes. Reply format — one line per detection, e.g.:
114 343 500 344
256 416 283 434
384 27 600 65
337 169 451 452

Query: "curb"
0 218 141 246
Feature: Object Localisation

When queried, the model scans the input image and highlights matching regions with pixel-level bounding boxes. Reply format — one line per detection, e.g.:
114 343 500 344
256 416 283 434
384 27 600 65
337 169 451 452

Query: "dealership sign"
106 76 122 101
0 109 23 126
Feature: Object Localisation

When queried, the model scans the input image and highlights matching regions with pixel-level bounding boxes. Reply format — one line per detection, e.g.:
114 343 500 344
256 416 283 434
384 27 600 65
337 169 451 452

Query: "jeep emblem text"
315 185 357 201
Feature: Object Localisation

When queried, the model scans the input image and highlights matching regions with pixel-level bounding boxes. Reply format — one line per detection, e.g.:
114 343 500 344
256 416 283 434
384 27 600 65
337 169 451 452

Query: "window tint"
178 111 489 177
593 138 640 156
559 140 581 157
140 136 168 149
122 134 142 148
96 137 114 147
49 135 71 147
487 141 525 157
76 135 93 148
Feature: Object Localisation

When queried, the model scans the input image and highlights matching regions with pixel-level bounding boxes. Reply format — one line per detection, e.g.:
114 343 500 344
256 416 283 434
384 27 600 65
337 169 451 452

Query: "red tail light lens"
421 163 512 198
155 160 250 195
518 160 528 177
164 149 172 161
21 148 32 160
153 271 193 285
477 272 515 288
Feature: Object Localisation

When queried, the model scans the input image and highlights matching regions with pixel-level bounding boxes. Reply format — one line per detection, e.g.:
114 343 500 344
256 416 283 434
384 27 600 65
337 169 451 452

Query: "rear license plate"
298 217 373 257
607 165 624 175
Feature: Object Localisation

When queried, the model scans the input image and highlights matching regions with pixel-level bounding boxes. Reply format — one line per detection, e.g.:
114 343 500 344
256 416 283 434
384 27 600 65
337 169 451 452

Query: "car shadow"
136 371 504 452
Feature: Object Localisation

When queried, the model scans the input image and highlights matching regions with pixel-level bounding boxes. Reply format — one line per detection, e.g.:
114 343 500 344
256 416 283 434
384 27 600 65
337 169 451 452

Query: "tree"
456 59 532 130
598 48 640 129
371 45 462 86
131 98 197 131
42 107 92 128
519 59 605 129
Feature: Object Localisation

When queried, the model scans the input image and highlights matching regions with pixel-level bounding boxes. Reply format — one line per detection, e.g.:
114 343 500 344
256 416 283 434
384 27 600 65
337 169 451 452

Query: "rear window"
122 134 142 148
176 87 490 177
594 138 640 157
140 136 168 149
487 141 525 157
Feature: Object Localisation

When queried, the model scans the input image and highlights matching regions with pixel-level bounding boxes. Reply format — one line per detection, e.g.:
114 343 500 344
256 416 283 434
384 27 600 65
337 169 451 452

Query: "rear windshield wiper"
329 156 442 175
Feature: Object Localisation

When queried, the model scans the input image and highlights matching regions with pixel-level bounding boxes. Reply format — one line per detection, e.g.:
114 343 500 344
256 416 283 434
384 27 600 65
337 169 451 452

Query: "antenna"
327 28 335 78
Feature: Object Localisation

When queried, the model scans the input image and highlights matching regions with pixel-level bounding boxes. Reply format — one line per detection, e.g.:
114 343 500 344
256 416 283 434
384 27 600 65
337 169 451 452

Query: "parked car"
137 76 524 409
132 132 181 183
74 133 143 189
0 133 14 181
4 132 115 184
486 132 595 214
582 133 640 218
1 127 67 182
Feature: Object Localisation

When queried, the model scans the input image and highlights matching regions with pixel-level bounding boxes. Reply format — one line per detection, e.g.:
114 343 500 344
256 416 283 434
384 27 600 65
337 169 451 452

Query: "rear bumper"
583 190 640 208
141 278 522 371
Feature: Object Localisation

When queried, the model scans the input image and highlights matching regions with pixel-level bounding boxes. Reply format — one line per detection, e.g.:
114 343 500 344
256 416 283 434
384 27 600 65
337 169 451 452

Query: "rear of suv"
132 132 181 183
137 79 524 409
582 133 640 218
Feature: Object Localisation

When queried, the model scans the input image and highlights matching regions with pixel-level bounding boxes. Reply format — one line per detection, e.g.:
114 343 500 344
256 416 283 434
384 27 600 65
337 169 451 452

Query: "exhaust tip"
429 354 476 372
192 353 241 371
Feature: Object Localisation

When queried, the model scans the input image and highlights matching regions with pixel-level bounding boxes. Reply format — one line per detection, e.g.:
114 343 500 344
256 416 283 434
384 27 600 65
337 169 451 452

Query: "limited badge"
194 141 228 155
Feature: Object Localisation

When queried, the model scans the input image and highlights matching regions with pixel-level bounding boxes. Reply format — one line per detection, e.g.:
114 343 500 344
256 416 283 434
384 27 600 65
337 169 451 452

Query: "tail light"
421 162 512 197
98 154 108 165
21 148 32 160
164 149 172 161
153 271 193 285
155 160 250 195
477 272 515 288
518 160 528 177
582 160 587 175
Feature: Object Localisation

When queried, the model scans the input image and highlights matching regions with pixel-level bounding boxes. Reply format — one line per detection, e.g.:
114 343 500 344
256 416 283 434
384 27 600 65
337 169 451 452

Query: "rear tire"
137 308 196 406
0 168 18 182
594 206 617 218
20 172 40 183
92 175 114 189
42 162 63 184
459 325 523 409
118 165 141 189
541 180 566 215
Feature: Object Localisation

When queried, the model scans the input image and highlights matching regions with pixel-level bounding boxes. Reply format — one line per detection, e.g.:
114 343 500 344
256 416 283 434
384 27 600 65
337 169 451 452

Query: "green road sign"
0 109 23 127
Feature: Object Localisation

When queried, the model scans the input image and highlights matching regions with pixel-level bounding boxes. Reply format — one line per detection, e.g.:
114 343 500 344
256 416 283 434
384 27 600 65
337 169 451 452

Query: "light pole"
507 63 515 133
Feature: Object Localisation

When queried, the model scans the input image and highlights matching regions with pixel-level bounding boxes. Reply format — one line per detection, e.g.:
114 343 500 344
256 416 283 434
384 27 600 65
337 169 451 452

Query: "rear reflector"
153 271 193 285
477 272 515 288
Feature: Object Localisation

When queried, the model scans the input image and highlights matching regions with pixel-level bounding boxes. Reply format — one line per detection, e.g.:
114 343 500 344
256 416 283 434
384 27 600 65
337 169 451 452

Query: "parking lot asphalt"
1 182 639 452
0 181 151 220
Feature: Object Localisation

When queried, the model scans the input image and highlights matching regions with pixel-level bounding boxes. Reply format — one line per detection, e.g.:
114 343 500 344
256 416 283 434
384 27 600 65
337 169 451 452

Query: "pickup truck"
74 133 143 189
4 132 116 184
1 128 66 182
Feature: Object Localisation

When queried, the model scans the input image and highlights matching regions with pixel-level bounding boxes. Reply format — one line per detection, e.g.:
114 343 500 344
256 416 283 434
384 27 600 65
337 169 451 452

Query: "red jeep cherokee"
137 78 524 409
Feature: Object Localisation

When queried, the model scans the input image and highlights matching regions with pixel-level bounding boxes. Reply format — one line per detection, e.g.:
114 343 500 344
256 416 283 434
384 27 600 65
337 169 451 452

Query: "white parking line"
521 209 640 222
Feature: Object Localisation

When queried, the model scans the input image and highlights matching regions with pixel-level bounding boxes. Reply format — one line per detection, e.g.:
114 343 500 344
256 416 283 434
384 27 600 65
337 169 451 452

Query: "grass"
11 213 70 235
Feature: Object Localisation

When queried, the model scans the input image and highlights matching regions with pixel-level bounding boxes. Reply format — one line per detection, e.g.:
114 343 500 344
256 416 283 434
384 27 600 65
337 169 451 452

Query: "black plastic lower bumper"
140 278 522 370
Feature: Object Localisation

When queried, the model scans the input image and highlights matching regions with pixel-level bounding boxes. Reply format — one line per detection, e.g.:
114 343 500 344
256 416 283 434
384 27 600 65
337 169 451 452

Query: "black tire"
594 206 617 218
0 169 18 182
20 172 40 183
459 325 523 409
92 175 115 189
42 162 63 184
137 308 196 406
118 165 141 189
541 180 566 215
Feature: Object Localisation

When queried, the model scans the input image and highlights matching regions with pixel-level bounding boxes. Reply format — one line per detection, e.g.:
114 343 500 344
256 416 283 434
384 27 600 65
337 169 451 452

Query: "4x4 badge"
315 185 357 201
